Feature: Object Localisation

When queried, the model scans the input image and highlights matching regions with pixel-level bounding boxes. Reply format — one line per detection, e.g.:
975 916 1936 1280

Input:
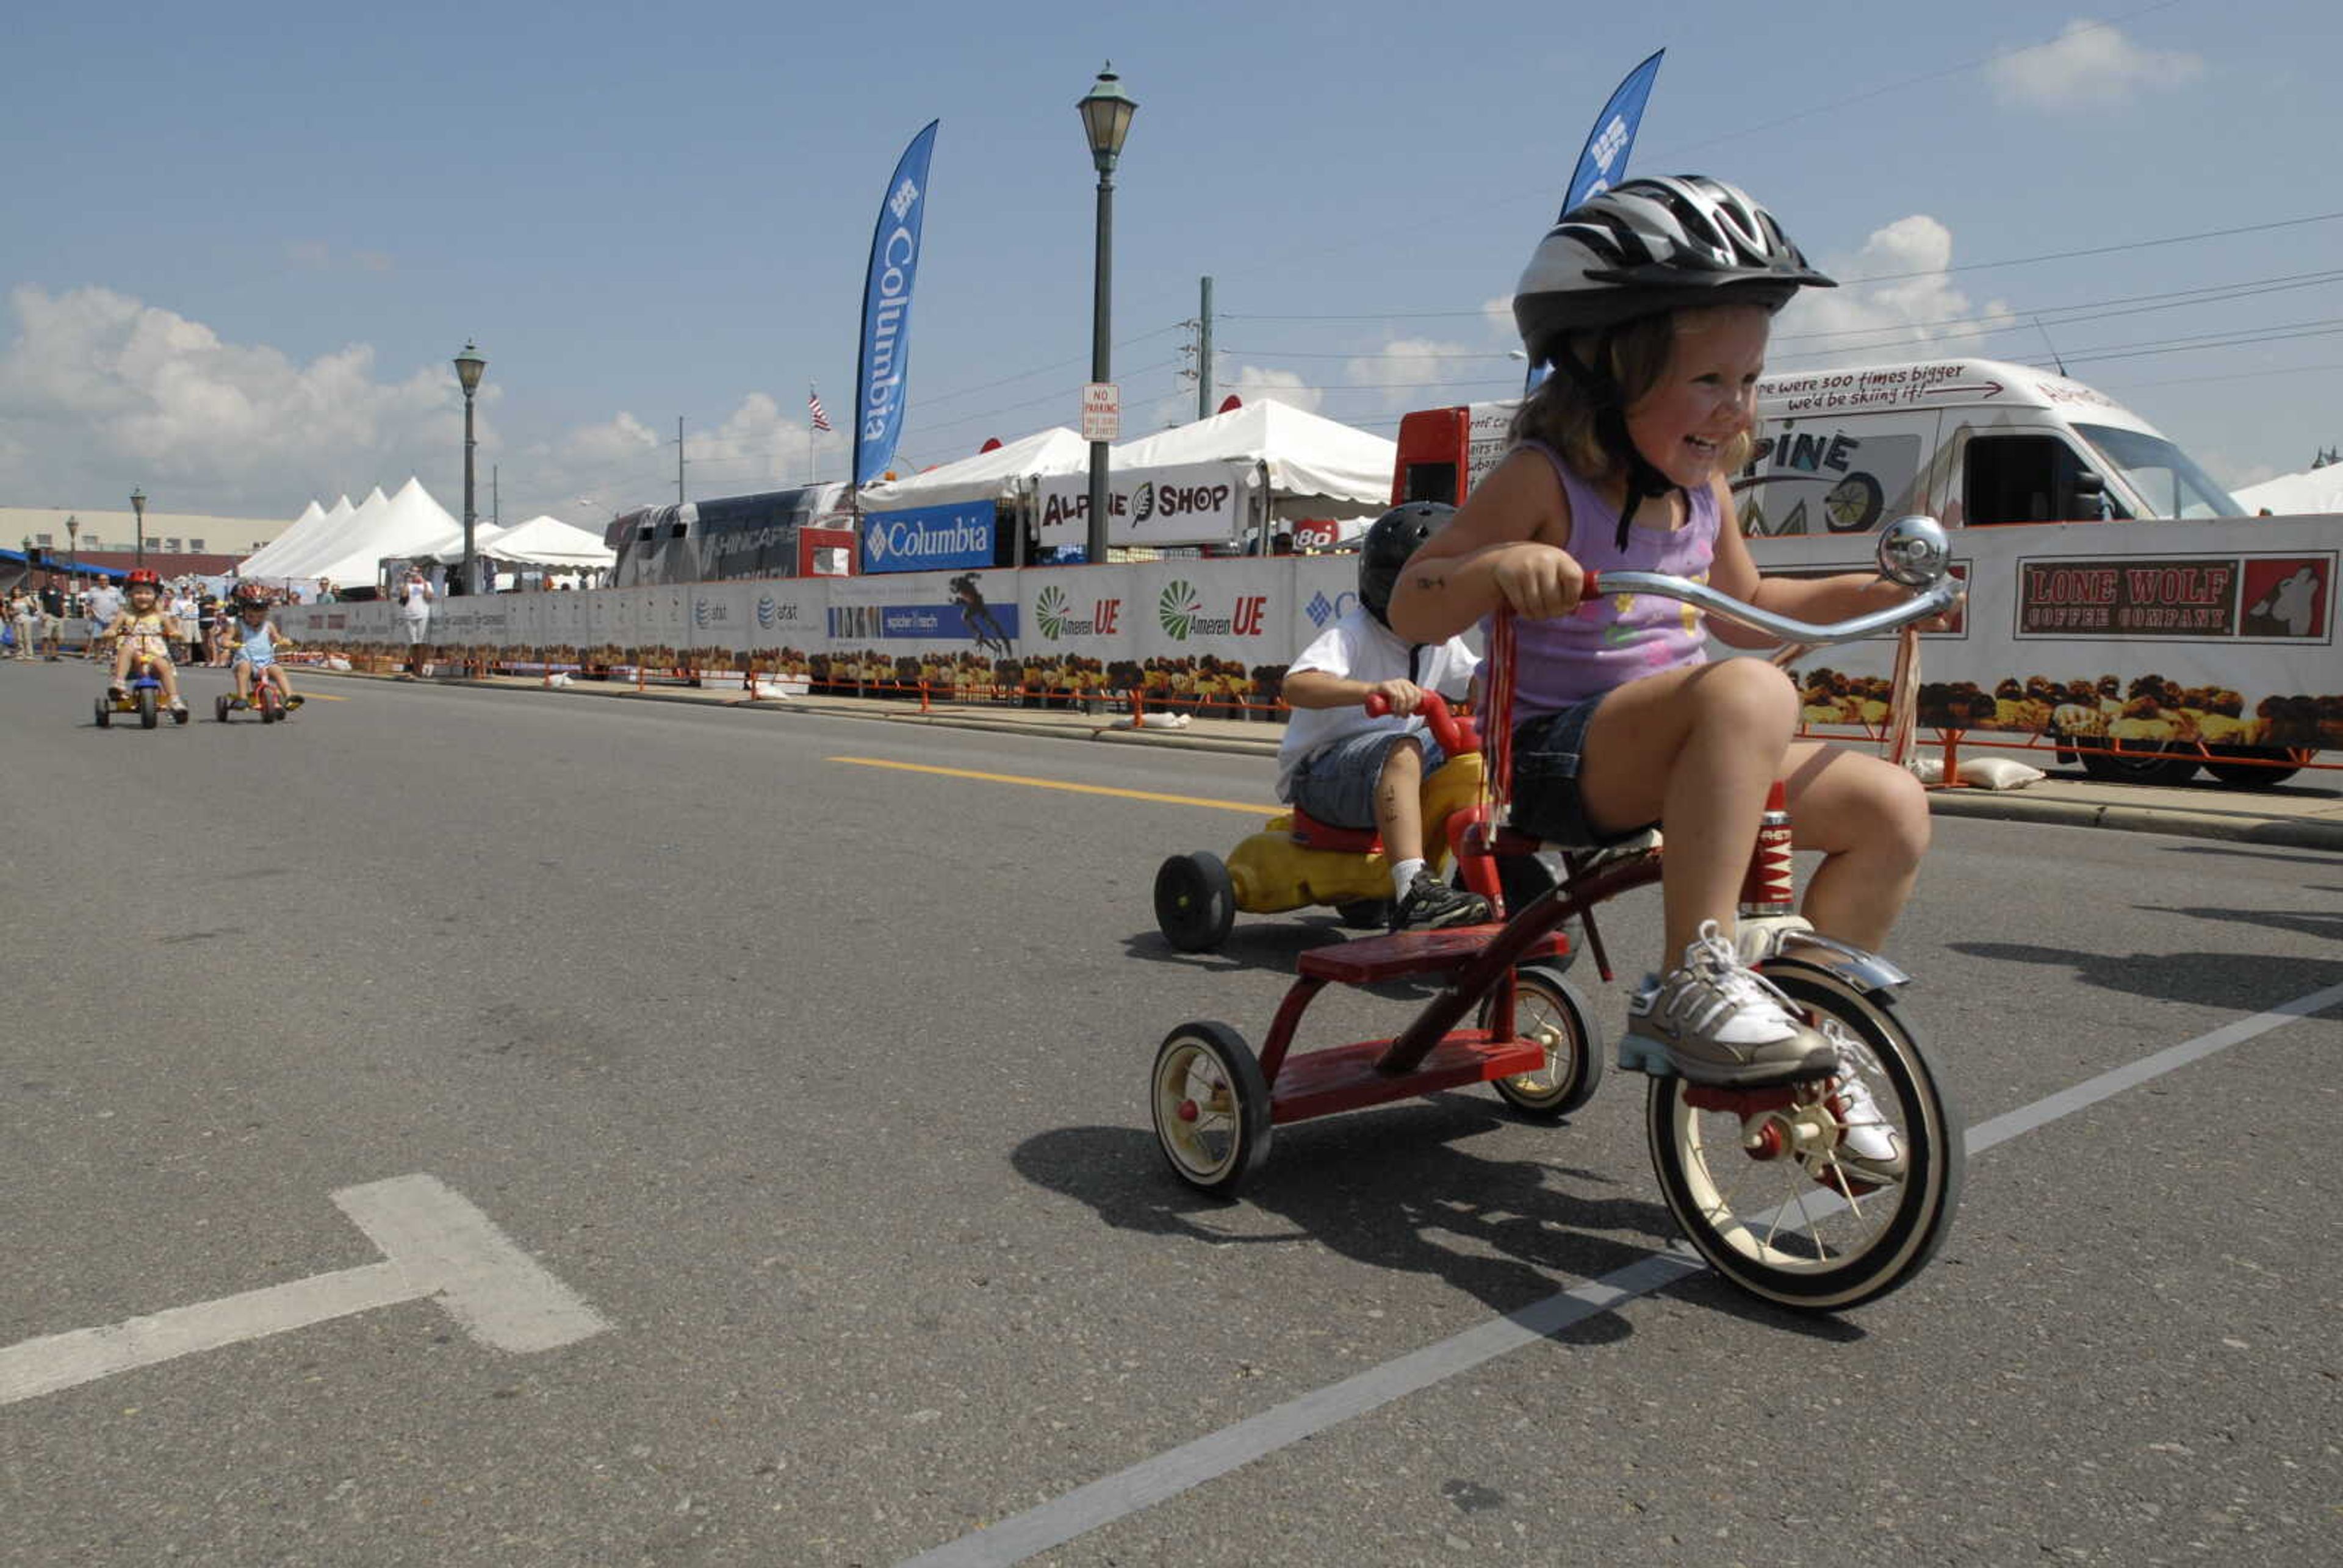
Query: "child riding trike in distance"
94 568 190 728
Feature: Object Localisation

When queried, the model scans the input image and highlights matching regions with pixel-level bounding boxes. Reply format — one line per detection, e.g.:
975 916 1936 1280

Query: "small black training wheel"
1149 1021 1272 1196
1154 852 1236 952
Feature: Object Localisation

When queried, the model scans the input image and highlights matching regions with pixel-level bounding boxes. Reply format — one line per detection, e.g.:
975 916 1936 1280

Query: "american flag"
808 387 833 433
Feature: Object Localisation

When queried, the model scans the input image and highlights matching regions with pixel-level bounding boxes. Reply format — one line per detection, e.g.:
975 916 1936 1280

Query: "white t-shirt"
84 586 124 624
398 579 434 621
1275 606 1480 800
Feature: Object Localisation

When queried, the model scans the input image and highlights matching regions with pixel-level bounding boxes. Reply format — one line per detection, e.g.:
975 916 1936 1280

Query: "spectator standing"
396 564 434 677
10 585 37 660
37 576 67 659
82 577 124 660
168 584 201 662
196 589 221 664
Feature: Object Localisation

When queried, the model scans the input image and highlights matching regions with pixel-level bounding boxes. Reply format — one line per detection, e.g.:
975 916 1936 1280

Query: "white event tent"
2233 466 2343 516
239 494 353 581
1107 400 1397 523
858 427 1091 511
242 479 462 589
425 514 616 574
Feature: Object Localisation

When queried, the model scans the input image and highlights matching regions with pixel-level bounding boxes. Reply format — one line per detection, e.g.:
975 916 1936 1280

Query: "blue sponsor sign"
826 598 1021 643
853 120 941 488
860 500 997 574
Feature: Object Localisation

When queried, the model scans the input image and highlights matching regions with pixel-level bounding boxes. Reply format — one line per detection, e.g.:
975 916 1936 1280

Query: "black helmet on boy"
233 582 269 608
1357 501 1453 628
1513 176 1834 548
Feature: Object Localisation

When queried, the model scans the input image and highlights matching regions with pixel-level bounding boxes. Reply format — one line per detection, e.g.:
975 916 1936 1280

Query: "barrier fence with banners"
279 519 2340 774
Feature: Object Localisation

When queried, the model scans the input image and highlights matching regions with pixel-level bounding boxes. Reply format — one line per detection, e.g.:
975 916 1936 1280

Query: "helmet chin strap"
1556 345 1681 552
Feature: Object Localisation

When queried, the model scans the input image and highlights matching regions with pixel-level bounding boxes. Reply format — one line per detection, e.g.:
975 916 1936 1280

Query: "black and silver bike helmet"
1513 176 1835 547
1513 174 1834 366
1357 501 1452 628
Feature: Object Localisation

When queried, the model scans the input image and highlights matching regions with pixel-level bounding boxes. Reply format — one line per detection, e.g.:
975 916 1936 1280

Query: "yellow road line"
291 690 348 702
830 756 1273 815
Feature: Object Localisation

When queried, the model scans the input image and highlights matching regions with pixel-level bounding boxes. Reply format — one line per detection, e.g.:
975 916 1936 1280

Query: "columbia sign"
860 502 997 575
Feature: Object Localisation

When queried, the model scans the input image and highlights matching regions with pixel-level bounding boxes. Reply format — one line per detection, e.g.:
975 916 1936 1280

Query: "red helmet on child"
125 568 162 591
233 583 270 608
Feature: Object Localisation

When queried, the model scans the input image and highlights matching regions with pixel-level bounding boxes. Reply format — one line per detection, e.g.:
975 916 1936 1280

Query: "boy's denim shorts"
1290 728 1449 830
1508 694 1657 849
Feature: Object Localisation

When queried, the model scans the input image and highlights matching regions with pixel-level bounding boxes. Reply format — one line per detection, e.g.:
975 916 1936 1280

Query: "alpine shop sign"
860 501 997 574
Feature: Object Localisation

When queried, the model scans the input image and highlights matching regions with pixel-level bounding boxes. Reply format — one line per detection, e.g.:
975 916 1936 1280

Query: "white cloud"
0 284 457 516
1345 336 1502 412
1773 215 2019 369
0 285 846 527
1223 364 1322 414
1988 20 2202 110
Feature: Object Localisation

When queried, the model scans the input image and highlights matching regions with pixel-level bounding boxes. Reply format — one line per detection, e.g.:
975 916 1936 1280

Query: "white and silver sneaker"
1620 920 1836 1086
1819 1022 1908 1185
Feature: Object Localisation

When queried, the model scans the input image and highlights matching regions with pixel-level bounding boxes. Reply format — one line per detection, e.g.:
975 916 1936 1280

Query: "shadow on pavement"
1952 941 2343 1011
1012 1106 1855 1343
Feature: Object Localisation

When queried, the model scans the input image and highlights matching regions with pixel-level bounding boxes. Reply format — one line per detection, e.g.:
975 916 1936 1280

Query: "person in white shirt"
1276 503 1490 932
396 564 434 677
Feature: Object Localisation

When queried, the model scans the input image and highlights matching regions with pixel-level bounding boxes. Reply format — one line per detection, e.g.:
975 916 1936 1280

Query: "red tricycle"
1148 516 1966 1311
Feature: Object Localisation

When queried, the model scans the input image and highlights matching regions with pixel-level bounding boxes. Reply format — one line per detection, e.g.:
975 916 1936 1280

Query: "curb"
1927 788 2343 854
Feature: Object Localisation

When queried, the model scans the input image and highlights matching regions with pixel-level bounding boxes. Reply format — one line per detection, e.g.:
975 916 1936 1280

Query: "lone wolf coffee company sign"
862 501 997 574
2016 553 2335 641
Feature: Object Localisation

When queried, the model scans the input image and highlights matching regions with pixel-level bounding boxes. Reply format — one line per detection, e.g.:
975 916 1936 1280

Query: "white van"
1392 356 2245 531
1733 356 2242 534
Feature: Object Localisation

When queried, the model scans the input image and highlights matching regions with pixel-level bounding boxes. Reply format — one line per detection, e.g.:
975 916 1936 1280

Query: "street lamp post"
130 488 146 570
65 514 78 578
453 342 487 594
1077 63 1137 568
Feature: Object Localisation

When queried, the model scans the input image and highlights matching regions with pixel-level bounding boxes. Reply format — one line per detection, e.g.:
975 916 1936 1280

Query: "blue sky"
4 0 2337 525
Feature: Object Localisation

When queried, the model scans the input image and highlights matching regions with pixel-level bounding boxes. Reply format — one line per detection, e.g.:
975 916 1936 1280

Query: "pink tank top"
1502 441 1716 719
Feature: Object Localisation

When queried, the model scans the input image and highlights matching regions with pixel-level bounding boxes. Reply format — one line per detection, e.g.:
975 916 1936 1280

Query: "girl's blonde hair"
1506 307 1756 478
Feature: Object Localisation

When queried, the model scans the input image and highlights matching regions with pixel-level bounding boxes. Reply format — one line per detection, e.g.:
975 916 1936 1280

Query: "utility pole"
492 464 500 528
1197 275 1214 420
677 417 687 505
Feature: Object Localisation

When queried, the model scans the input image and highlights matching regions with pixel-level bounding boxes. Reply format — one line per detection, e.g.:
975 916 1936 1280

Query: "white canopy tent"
425 514 615 574
1107 400 1397 523
858 427 1091 511
268 478 461 589
2233 466 2343 516
239 494 350 581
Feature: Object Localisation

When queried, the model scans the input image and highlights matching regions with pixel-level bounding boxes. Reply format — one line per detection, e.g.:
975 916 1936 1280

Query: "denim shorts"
1290 728 1449 830
1508 694 1657 849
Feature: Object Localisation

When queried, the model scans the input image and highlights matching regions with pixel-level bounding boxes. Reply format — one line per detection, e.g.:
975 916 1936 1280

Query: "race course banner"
276 517 2341 758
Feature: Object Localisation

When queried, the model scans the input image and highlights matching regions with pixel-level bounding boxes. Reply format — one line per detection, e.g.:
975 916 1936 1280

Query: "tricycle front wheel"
1150 1022 1271 1196
1646 966 1962 1312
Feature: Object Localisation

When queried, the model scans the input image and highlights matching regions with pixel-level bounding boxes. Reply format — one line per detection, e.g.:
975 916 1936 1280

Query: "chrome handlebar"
1584 514 1954 648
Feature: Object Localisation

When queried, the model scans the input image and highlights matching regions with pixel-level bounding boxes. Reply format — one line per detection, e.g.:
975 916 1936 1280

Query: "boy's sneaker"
1621 920 1835 1086
1389 871 1491 933
1821 1023 1907 1184
230 696 250 710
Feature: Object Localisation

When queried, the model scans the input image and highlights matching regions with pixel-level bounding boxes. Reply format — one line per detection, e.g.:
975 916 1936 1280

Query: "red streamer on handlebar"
1484 609 1516 814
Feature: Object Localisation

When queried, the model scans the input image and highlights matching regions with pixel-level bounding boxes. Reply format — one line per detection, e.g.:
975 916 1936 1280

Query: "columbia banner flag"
1528 49 1665 393
854 120 941 489
1562 48 1663 215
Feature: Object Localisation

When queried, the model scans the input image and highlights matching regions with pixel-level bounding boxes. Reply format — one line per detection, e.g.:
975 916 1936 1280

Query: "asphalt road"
4 658 2338 1567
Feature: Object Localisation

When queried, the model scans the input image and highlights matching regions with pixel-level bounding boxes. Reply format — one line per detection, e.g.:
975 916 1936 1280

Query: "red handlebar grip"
1578 569 1603 610
1363 690 1466 754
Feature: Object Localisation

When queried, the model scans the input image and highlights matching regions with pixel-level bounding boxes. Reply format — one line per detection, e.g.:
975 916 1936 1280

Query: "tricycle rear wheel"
1150 1022 1271 1195
138 689 157 729
1484 963 1600 1119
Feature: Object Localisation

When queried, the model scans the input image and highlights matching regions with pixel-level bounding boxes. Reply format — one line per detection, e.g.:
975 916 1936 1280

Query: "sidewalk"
316 666 2343 854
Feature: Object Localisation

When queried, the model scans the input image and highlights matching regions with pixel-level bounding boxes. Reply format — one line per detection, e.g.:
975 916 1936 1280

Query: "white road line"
897 979 2343 1568
0 1173 607 1406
